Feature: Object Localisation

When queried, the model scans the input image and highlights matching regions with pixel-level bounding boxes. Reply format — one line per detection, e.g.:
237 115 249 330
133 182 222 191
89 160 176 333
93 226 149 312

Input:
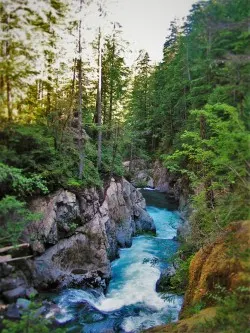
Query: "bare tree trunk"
97 28 102 170
46 84 51 116
103 90 107 124
110 123 118 178
60 57 76 146
108 32 115 134
5 33 12 121
6 77 11 121
2 14 12 121
78 3 84 180
0 42 4 98
183 86 187 120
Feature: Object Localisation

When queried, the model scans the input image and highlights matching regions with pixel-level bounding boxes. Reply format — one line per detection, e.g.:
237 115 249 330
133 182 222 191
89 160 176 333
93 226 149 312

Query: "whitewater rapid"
53 191 183 332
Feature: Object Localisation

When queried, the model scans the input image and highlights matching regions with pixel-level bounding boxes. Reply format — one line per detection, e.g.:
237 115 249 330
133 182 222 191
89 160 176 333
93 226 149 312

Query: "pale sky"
107 0 198 64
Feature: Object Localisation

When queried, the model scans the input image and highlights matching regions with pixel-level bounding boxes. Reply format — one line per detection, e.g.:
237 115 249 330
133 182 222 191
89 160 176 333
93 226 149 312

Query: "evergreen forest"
0 0 249 332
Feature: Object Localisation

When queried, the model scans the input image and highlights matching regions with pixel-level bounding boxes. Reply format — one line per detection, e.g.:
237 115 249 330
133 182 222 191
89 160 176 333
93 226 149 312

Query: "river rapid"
53 189 183 333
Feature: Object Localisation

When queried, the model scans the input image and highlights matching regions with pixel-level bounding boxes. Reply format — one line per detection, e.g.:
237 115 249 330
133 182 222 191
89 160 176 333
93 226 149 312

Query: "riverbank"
45 189 184 332
144 220 250 333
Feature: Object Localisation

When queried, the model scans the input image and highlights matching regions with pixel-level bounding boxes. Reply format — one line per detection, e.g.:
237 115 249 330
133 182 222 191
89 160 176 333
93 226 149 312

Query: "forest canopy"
0 0 249 248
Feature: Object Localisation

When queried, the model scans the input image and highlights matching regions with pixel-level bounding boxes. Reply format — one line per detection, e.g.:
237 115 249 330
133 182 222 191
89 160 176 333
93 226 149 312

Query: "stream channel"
53 189 183 332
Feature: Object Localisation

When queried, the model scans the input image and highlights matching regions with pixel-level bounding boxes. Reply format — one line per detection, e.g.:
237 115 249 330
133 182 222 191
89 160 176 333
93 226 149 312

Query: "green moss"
134 230 156 237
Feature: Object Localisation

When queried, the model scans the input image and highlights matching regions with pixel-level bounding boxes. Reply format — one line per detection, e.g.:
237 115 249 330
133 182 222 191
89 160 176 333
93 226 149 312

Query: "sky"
107 0 198 64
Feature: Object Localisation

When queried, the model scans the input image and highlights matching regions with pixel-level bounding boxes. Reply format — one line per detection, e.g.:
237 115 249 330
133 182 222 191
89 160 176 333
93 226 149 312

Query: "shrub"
196 286 250 333
0 163 48 198
0 196 40 246
2 301 66 333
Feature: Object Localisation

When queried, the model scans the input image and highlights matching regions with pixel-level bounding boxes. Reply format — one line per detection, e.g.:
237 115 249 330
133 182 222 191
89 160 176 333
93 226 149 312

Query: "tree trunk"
205 178 215 209
110 124 118 178
97 28 102 170
0 42 4 98
108 36 115 133
6 76 12 121
59 58 77 148
129 143 133 174
186 42 191 82
200 114 215 208
78 6 84 180
199 114 206 140
5 38 12 121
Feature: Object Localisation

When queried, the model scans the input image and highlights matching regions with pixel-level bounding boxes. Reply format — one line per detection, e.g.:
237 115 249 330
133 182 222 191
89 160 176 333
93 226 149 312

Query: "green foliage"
196 286 250 333
0 124 106 191
0 196 40 246
0 0 67 121
2 301 66 333
0 163 48 198
0 125 69 191
125 0 250 250
126 51 156 155
101 143 124 177
163 103 250 246
168 255 194 295
133 179 148 189
187 301 206 316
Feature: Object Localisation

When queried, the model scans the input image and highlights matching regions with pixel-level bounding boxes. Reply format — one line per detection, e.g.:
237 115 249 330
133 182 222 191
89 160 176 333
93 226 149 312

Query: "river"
53 189 183 332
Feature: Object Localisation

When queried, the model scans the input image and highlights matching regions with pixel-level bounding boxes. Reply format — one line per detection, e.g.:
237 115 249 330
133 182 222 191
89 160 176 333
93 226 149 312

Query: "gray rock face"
26 177 155 290
25 287 38 299
0 264 39 304
0 178 154 298
177 219 190 241
0 276 26 291
155 265 177 292
33 231 110 290
3 286 26 303
6 304 21 319
27 190 81 250
123 160 154 188
0 263 14 278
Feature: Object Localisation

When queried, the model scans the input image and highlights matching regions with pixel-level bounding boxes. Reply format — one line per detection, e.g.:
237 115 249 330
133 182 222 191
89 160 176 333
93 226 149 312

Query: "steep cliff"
0 178 155 302
123 159 190 214
181 220 250 316
145 220 250 333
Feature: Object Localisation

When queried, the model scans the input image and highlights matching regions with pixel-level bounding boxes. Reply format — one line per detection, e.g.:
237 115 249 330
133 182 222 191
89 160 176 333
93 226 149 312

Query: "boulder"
6 303 20 319
0 276 27 291
25 287 38 299
0 263 14 278
156 266 176 292
134 206 155 234
16 298 31 310
33 230 110 290
3 286 26 303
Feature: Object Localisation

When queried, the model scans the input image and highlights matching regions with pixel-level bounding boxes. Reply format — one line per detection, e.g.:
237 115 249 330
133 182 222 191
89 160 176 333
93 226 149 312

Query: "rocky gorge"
0 177 155 306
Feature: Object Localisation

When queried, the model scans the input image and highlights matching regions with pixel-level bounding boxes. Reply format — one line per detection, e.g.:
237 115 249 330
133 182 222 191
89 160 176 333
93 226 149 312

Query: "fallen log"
0 255 12 263
0 243 30 254
0 255 33 263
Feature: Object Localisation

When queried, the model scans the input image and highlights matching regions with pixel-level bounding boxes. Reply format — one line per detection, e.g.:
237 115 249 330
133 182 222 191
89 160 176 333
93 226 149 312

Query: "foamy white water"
54 191 183 332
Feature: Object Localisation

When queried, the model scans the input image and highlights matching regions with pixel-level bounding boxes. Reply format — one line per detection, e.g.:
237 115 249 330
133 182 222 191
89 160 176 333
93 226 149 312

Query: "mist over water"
54 190 183 332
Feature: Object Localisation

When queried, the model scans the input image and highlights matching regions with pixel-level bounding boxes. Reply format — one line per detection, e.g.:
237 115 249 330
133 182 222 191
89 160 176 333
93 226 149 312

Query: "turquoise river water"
52 189 183 333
